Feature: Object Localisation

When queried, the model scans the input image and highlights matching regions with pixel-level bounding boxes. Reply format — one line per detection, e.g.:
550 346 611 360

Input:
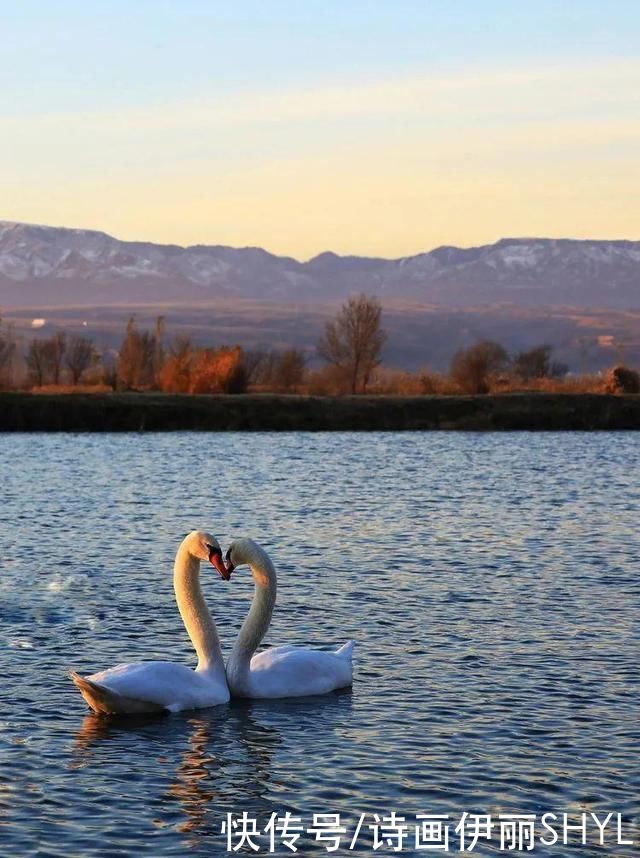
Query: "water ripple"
0 432 638 855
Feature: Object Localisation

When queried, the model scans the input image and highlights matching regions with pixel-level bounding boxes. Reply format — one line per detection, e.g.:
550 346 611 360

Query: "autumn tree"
65 336 97 384
189 346 247 394
158 336 194 393
317 293 386 394
450 340 508 394
116 317 162 390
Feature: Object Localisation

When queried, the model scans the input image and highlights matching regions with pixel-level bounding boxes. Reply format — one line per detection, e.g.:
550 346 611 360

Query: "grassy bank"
0 391 639 431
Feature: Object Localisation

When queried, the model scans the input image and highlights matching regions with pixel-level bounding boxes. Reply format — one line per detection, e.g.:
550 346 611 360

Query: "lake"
1 432 638 856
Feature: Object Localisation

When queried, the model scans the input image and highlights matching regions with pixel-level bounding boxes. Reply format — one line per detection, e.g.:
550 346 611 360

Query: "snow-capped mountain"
0 221 638 308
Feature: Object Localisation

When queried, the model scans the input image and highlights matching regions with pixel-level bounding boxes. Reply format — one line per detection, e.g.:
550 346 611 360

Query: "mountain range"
0 220 638 309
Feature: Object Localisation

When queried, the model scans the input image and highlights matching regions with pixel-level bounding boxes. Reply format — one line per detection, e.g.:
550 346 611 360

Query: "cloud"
1 57 638 256
3 57 640 135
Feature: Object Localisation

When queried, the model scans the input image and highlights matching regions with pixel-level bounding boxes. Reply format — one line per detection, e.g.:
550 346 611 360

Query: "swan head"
223 538 269 578
185 530 231 581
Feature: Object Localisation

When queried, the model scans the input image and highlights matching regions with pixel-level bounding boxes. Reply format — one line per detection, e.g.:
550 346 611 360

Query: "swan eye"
206 543 221 559
225 548 232 563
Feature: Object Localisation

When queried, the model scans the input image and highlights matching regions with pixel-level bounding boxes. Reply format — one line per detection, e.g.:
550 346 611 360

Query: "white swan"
223 538 353 699
70 531 232 715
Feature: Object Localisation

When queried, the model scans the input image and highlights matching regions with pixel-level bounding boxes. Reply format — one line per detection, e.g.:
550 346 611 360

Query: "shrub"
605 365 640 394
368 368 424 396
450 340 509 394
418 370 459 395
306 364 352 395
189 346 247 394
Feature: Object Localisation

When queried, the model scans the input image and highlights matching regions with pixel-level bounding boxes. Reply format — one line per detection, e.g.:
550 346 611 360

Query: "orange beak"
209 549 231 580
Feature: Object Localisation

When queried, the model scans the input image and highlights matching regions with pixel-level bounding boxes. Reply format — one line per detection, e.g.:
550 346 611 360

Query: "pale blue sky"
1 1 639 256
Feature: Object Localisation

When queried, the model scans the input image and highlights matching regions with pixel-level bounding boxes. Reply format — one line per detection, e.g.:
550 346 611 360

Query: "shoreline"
0 391 638 431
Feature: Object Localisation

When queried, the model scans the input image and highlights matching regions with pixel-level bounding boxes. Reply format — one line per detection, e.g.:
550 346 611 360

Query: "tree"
450 340 508 394
116 317 158 389
152 315 166 386
158 336 194 393
241 349 274 388
317 293 386 394
513 344 567 380
26 332 67 387
0 316 16 389
189 346 247 394
26 338 50 386
271 349 307 392
49 332 67 384
65 336 97 384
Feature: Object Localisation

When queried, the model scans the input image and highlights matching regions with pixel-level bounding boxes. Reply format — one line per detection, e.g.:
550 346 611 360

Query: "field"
5 299 640 373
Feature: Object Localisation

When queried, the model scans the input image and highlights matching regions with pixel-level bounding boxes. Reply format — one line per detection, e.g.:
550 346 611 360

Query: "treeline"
0 313 309 394
0 295 638 396
115 317 308 394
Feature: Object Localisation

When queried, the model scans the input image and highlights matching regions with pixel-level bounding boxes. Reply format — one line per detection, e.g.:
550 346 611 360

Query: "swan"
70 531 232 715
223 538 353 699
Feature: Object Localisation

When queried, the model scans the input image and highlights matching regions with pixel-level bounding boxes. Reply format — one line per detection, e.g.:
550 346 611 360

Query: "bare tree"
48 332 67 384
317 294 386 393
153 315 166 386
513 345 567 380
0 316 16 389
450 340 508 394
25 332 67 387
66 336 97 384
241 349 273 387
116 317 159 390
271 349 307 392
26 339 49 386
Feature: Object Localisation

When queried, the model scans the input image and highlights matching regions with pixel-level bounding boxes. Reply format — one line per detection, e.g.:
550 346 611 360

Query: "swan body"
70 531 231 715
72 661 227 713
224 538 353 699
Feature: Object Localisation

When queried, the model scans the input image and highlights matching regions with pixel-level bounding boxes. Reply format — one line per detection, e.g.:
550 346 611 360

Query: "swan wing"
248 644 353 698
81 661 229 711
69 671 166 715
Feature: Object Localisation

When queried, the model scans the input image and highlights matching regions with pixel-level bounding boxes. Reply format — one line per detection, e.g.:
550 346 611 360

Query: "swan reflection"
71 691 352 849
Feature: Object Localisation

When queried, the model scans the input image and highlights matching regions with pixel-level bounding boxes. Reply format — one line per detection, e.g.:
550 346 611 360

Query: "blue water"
0 432 638 856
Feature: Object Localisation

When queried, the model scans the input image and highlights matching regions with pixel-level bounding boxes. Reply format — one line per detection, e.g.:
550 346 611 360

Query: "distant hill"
2 221 639 372
0 221 638 308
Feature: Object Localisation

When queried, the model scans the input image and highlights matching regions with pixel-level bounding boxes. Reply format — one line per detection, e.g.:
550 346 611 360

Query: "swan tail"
335 640 354 661
69 671 166 716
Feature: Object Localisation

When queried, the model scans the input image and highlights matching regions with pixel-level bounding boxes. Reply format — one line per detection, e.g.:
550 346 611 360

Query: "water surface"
1 432 638 855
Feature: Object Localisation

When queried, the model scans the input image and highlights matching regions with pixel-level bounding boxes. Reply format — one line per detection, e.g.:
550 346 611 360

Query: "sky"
1 0 639 259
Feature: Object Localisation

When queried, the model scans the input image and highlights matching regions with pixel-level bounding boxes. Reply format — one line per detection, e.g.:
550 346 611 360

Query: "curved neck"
174 544 224 677
227 546 277 685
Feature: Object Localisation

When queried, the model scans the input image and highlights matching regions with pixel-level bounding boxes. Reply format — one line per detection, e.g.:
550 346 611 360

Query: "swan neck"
228 550 277 686
174 544 224 676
